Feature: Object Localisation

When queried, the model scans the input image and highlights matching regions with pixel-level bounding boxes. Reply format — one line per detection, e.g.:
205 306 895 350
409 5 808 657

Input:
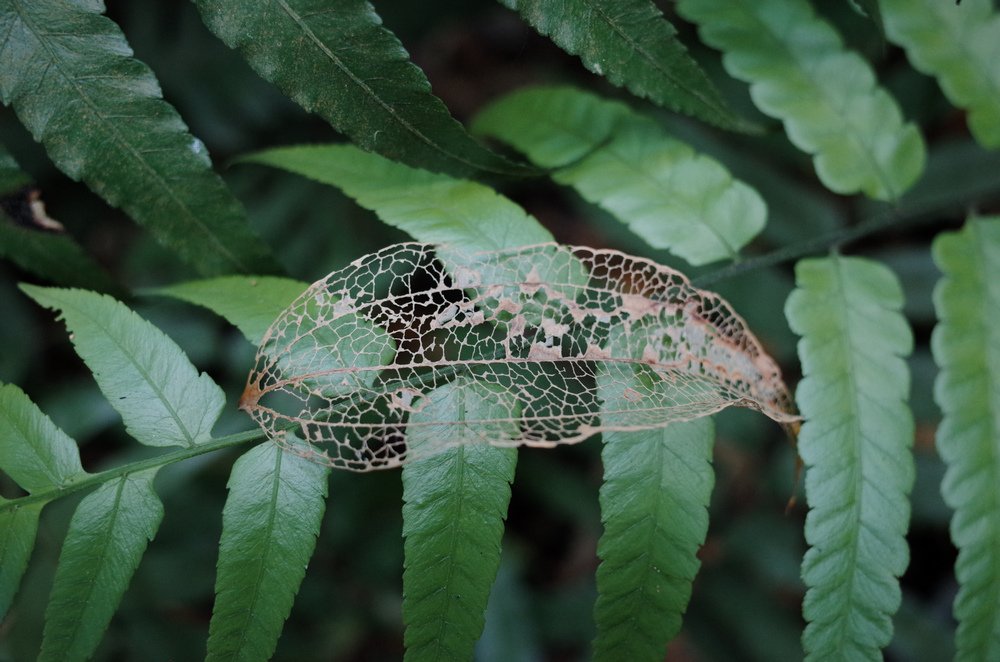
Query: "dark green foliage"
0 0 278 275
194 0 531 178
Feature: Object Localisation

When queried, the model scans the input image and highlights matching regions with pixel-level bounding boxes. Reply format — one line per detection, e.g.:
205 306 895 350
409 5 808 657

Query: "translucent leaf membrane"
242 243 795 471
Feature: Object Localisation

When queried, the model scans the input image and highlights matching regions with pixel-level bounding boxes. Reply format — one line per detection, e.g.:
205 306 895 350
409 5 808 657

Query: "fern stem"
0 428 265 514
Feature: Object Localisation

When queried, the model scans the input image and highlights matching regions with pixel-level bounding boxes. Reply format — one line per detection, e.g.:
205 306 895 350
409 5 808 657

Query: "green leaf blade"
932 217 1000 661
20 286 225 448
0 0 277 275
0 499 43 619
474 86 766 265
193 0 528 177
242 144 553 252
402 380 518 661
149 276 309 345
499 0 749 131
206 438 329 662
882 0 1000 149
676 0 926 201
785 255 915 660
39 469 163 662
593 418 715 660
0 382 87 493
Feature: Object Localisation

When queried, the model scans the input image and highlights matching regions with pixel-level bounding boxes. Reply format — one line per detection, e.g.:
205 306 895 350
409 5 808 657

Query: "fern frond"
675 0 926 201
474 86 766 265
0 0 278 275
206 437 329 662
20 286 225 448
39 470 163 662
932 217 1000 661
242 145 552 252
402 379 517 660
497 0 750 131
881 0 1000 149
593 418 714 660
192 0 529 177
785 255 915 659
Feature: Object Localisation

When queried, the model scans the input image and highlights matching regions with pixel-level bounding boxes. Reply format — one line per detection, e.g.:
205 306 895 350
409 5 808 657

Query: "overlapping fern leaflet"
593 418 714 660
193 0 530 177
242 144 553 249
881 0 1000 149
0 383 88 619
675 0 925 201
932 217 1000 661
786 256 915 659
496 0 748 131
473 86 766 266
402 380 518 661
0 0 278 275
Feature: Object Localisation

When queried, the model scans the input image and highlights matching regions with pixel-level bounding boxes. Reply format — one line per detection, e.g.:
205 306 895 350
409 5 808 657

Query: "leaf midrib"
8 0 249 272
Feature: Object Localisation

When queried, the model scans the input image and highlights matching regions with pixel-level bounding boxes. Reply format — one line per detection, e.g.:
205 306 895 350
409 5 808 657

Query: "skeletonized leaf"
931 217 1000 661
0 0 278 275
193 0 529 177
882 0 1000 149
206 437 329 662
21 286 225 448
497 0 749 131
39 469 163 662
149 276 309 345
240 243 795 471
0 382 87 494
474 86 766 265
0 500 43 619
785 256 915 660
402 379 517 661
242 144 553 252
675 0 926 201
593 417 714 660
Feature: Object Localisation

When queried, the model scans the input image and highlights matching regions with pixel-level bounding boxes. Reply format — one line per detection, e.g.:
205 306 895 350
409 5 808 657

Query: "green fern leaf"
0 0 278 275
402 379 517 661
882 0 1000 149
497 0 749 131
242 145 553 252
593 418 714 660
149 276 308 345
0 382 87 493
931 217 1000 661
474 86 766 265
20 286 225 448
785 255 915 660
675 0 926 201
206 437 329 662
39 469 163 662
192 0 529 178
0 499 42 619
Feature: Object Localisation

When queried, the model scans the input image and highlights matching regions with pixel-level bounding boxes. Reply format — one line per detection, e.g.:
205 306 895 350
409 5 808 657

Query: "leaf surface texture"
498 0 748 131
39 470 163 662
474 86 766 265
206 437 329 662
21 286 225 448
932 217 1000 661
193 0 527 177
675 0 925 201
785 256 915 659
882 0 1000 149
0 0 277 275
593 418 714 660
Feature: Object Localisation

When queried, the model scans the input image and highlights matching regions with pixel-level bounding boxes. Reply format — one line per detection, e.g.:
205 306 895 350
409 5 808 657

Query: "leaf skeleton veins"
240 243 797 471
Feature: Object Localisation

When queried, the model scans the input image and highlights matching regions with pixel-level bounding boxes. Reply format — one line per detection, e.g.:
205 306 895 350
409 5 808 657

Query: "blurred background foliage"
1 0 997 659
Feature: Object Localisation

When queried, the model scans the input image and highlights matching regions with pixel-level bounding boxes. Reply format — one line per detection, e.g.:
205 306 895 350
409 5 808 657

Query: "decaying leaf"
240 243 796 471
